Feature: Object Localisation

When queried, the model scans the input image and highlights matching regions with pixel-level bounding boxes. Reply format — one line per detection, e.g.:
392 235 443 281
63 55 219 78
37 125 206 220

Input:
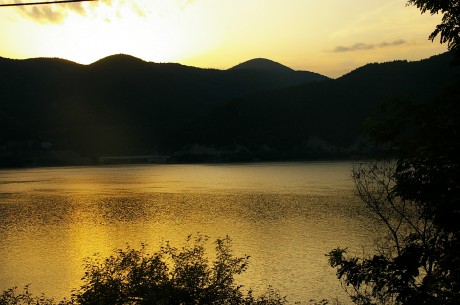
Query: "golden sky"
0 0 448 77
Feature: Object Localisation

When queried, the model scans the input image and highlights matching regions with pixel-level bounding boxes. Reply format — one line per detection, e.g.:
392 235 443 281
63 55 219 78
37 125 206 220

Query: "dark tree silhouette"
0 236 287 305
407 0 460 53
328 160 459 305
328 2 460 305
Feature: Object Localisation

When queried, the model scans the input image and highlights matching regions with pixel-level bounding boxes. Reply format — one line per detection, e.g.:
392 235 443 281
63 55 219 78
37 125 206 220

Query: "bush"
328 161 459 305
0 285 60 305
1 235 286 305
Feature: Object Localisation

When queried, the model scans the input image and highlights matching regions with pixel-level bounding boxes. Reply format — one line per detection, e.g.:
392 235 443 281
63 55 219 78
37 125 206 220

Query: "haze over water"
0 162 382 303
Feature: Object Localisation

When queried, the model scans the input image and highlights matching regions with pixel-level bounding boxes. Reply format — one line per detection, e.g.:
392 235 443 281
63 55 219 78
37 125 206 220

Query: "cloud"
333 39 406 53
11 0 106 23
11 0 148 24
11 0 196 23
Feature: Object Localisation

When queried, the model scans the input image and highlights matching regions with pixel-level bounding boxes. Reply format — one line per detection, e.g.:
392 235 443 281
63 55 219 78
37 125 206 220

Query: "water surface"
0 162 381 303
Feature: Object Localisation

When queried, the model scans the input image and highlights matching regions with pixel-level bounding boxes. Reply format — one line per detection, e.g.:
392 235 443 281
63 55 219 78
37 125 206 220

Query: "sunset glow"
0 0 448 77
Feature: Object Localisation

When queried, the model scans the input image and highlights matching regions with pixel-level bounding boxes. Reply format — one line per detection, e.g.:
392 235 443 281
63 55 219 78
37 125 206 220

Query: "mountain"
0 53 458 166
173 53 460 161
227 58 328 88
230 58 295 72
0 54 329 166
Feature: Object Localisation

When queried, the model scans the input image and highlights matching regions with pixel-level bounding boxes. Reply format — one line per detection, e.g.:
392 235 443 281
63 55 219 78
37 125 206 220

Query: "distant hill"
91 54 147 67
230 58 295 72
0 54 329 166
173 53 460 161
0 53 458 166
228 58 328 88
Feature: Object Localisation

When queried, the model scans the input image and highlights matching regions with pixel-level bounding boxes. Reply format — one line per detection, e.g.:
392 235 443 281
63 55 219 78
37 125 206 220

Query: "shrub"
1 235 286 305
0 285 60 305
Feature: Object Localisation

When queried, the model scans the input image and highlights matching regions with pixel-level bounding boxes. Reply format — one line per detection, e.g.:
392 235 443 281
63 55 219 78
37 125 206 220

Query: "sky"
0 0 448 78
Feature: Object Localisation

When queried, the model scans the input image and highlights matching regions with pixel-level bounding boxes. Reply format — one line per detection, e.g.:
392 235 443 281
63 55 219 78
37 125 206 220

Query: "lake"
0 162 382 304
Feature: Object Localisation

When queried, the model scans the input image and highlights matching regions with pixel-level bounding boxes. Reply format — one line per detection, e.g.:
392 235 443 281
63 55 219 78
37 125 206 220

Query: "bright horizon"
0 0 448 78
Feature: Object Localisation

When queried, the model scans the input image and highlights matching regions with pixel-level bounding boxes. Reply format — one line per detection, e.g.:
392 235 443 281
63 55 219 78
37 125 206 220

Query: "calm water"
0 162 381 303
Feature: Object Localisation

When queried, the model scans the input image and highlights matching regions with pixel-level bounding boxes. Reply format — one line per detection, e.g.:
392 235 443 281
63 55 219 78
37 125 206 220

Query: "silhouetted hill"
91 54 146 67
230 58 294 72
0 53 458 166
227 58 328 88
173 53 460 161
0 54 329 166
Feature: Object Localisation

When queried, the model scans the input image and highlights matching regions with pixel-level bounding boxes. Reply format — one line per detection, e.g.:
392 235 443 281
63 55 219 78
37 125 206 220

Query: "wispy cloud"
10 0 150 23
10 0 106 23
333 39 406 53
9 0 197 23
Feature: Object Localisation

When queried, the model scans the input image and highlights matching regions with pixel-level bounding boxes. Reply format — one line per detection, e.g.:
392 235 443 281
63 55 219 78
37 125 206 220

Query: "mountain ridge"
172 52 460 161
0 52 458 166
229 58 294 72
0 54 322 75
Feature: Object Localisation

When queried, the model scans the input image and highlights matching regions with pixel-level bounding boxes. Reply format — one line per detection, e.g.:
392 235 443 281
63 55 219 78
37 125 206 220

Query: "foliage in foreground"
328 160 459 305
327 2 460 302
1 236 286 305
407 0 460 54
0 285 60 305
